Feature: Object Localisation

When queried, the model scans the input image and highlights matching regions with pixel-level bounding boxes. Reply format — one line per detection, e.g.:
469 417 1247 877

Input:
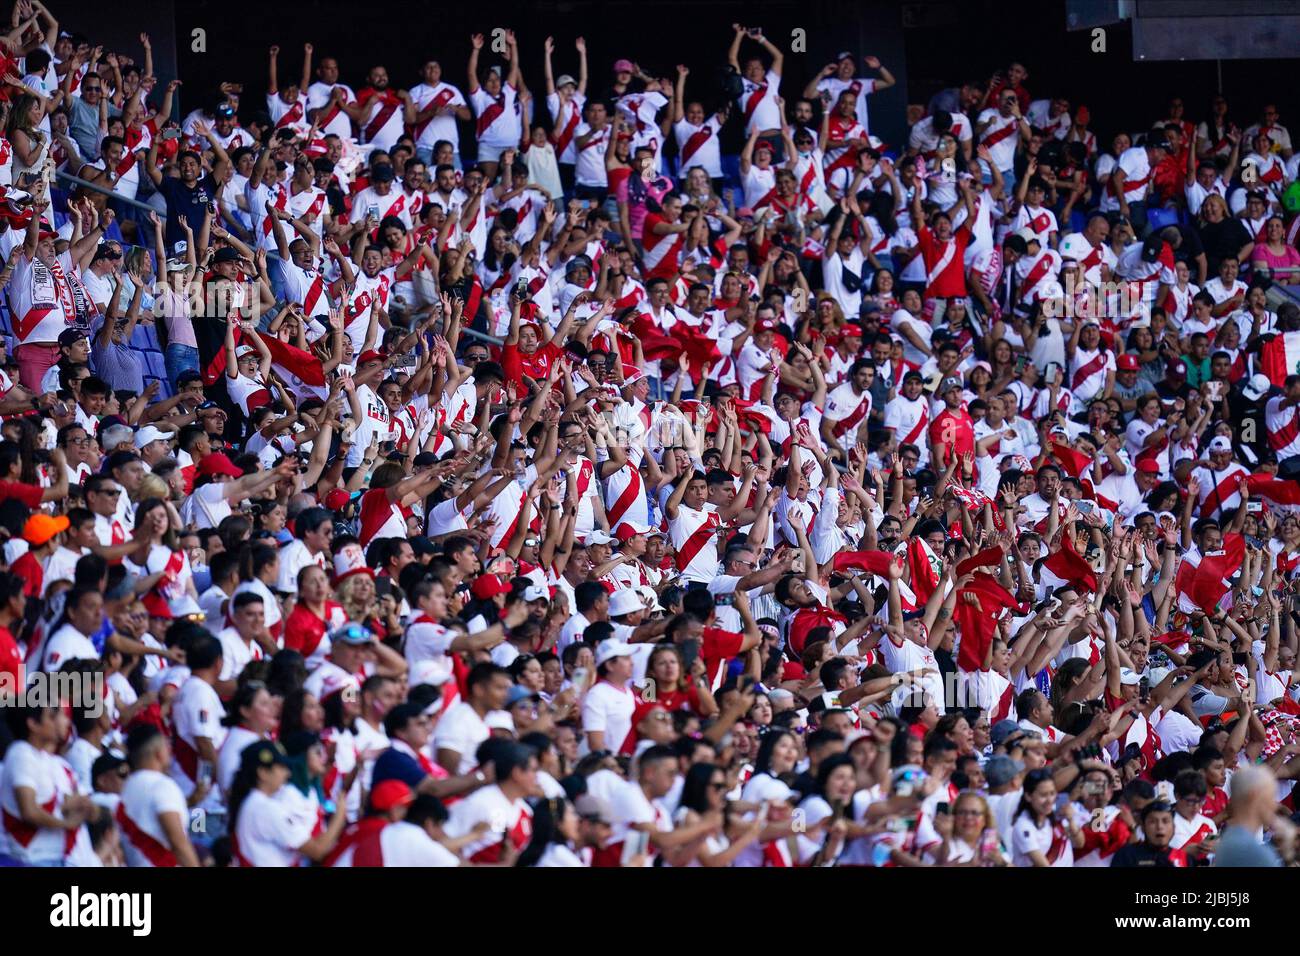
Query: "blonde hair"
1199 193 1228 222
953 790 996 831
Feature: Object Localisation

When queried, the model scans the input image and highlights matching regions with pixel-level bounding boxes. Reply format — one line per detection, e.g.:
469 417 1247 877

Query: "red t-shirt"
0 625 20 685
500 340 561 388
9 550 42 598
701 626 744 687
0 480 43 509
928 408 975 466
283 602 343 660
916 225 971 298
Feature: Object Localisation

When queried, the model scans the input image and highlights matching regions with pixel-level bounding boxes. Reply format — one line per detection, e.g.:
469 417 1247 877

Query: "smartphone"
161 128 181 141
1139 676 1150 704
1247 501 1262 513
679 638 700 671
374 577 392 599
1074 499 1095 516
619 828 649 866
1232 652 1248 666
571 666 590 695
367 204 380 221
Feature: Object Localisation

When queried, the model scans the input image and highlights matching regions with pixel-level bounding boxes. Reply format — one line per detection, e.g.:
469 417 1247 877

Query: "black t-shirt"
1197 218 1252 277
1112 843 1185 867
157 174 217 248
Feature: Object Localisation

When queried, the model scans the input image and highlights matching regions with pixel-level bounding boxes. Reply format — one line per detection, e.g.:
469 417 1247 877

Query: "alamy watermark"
0 666 107 718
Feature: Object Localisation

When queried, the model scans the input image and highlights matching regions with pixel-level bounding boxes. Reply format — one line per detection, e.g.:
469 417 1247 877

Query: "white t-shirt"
581 679 636 754
432 701 491 774
234 786 314 867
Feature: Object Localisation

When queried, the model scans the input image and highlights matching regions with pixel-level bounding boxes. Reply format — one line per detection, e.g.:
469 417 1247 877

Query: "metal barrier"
54 169 165 219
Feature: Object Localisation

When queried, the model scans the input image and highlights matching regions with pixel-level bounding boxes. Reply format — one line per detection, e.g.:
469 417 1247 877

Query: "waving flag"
1040 533 1098 594
955 572 1026 672
1174 533 1245 615
1246 475 1300 506
1261 331 1300 388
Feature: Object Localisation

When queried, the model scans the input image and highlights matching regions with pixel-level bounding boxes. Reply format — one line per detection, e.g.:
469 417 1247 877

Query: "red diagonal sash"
476 95 506 138
1070 351 1106 392
675 511 720 573
681 124 712 166
553 101 581 155
742 83 767 125
364 94 400 142
415 87 454 139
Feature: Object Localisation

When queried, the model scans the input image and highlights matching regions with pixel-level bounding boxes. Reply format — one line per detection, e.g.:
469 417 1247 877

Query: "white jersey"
234 787 314 867
118 768 189 867
815 76 878 133
306 81 357 140
409 81 468 152
673 116 724 179
667 501 722 583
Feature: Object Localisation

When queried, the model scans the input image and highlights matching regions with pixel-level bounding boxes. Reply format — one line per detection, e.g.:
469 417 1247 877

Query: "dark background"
66 0 1300 156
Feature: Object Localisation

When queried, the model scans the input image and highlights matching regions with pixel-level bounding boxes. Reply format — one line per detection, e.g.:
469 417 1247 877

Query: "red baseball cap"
324 489 350 512
470 574 512 600
356 349 387 367
370 779 414 812
1135 459 1160 474
1117 354 1140 371
196 452 242 479
614 520 653 542
755 318 777 333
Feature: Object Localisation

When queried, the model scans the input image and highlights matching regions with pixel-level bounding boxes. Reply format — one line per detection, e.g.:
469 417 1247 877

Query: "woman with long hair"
734 728 804 867
283 565 347 672
228 740 345 866
216 680 279 798
642 644 718 717
6 93 49 181
1010 767 1083 867
514 796 588 867
793 753 863 866
673 762 764 867
280 689 326 739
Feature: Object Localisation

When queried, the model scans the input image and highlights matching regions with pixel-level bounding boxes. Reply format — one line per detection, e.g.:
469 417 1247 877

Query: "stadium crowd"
0 0 1299 868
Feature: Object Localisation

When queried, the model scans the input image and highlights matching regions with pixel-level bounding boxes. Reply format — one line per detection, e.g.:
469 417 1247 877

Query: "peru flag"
1173 533 1245 615
1245 474 1300 506
1261 331 1300 388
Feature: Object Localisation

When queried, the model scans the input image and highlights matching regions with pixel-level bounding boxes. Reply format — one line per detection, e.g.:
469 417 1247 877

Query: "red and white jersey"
883 393 931 464
1193 463 1250 520
976 108 1020 171
281 259 331 321
356 89 407 150
573 122 610 187
213 125 256 154
0 741 77 864
233 787 314 867
668 501 722 583
737 70 782 134
605 463 649 530
444 784 533 862
306 81 358 140
641 212 684 279
1069 347 1114 405
410 81 468 151
823 382 873 447
582 679 636 754
1015 248 1063 307
880 633 946 714
1107 146 1153 208
216 625 267 683
117 768 189 867
674 115 723 179
815 76 878 133
348 185 412 229
403 613 458 693
267 92 311 137
737 339 780 400
741 163 776 210
1011 203 1058 246
823 116 867 176
285 183 329 237
908 112 973 158
1170 811 1217 851
342 269 393 344
1071 804 1128 867
547 91 587 164
1124 416 1170 476
358 486 407 547
10 251 78 346
170 676 227 793
227 372 273 417
470 84 521 147
1266 395 1300 461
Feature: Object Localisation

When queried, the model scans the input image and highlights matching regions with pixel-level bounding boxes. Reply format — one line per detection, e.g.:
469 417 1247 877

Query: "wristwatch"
473 770 487 784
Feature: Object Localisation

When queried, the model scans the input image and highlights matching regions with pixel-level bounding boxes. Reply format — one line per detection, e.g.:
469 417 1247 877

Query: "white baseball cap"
583 529 615 546
1243 373 1272 402
594 639 634 666
134 425 171 449
1208 436 1232 454
608 588 644 618
1118 667 1142 686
